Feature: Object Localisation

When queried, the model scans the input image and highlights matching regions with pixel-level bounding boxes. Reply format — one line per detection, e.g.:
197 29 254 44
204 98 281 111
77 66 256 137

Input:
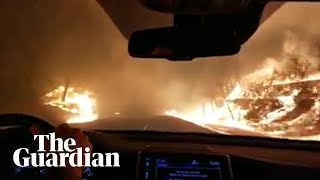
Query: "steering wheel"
0 114 54 178
0 113 54 134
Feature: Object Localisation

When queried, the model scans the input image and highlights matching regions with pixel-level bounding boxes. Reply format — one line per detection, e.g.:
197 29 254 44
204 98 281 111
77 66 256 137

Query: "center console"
137 151 233 180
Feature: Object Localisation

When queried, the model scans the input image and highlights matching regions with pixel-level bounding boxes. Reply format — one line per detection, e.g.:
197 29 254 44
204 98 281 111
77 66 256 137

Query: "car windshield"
1 1 320 141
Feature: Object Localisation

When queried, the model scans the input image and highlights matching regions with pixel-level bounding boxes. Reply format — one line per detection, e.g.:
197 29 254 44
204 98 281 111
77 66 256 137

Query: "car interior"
1 0 320 179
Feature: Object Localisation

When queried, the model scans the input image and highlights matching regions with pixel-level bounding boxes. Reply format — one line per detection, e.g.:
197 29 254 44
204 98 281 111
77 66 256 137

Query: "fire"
166 32 320 141
43 85 98 124
166 66 320 140
165 84 253 130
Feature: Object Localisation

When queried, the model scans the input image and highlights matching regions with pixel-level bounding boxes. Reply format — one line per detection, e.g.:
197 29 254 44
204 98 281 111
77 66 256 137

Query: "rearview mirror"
128 27 241 61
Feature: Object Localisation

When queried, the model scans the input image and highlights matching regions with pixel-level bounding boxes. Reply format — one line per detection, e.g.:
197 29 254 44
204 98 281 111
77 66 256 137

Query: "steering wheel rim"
0 113 54 133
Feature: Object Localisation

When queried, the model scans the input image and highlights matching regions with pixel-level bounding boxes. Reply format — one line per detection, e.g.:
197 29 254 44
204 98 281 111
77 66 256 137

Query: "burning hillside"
166 33 320 141
232 57 320 136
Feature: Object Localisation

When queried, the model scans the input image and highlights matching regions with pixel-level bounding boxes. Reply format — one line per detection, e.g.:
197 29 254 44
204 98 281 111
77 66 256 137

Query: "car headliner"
96 0 285 39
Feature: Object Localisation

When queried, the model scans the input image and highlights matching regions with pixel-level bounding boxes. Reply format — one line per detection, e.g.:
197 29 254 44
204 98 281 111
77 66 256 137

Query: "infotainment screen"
137 152 232 180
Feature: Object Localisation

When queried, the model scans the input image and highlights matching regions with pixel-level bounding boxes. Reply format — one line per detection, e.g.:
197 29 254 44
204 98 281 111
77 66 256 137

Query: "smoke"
242 30 320 84
1 1 320 120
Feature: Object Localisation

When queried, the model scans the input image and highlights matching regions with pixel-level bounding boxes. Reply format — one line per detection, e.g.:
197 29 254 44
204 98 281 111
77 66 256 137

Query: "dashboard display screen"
138 152 232 180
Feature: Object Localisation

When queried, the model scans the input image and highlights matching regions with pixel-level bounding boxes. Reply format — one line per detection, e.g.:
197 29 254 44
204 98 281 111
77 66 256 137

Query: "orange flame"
166 32 320 141
43 86 98 124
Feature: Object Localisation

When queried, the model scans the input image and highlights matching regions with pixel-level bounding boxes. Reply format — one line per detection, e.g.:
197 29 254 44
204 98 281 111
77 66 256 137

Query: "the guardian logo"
13 133 120 168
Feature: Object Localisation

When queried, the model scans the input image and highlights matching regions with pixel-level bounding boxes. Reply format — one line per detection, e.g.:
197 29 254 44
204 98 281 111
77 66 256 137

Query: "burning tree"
43 85 98 124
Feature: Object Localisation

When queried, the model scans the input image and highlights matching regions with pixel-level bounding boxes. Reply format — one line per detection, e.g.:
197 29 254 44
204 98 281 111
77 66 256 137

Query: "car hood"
71 115 213 133
70 115 267 138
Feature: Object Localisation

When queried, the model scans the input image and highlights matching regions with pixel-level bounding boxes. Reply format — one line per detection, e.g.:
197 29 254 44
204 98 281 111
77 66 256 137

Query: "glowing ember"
43 86 98 124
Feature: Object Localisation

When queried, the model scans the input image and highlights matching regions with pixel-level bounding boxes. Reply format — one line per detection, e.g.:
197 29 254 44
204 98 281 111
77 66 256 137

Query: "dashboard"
137 152 232 180
2 129 320 180
13 166 94 179
84 131 320 180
